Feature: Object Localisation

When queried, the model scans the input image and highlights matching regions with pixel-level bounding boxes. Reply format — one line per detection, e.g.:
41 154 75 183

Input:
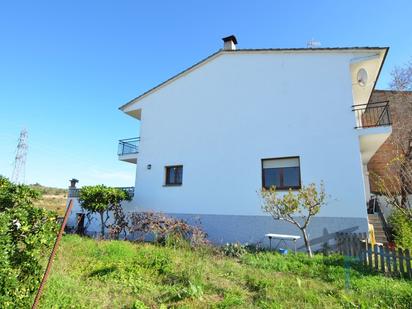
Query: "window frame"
164 165 183 186
261 156 301 190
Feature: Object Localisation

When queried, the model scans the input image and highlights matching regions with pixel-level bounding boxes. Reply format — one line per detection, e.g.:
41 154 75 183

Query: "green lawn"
39 235 412 308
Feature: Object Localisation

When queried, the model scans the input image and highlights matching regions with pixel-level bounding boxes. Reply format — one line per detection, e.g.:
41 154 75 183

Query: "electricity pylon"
11 129 28 184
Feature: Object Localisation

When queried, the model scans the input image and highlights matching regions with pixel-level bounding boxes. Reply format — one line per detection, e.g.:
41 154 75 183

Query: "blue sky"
0 1 411 188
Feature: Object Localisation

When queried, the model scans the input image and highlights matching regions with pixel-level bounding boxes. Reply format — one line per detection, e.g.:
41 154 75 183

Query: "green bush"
79 185 131 238
0 176 59 308
132 299 149 309
389 209 412 249
221 242 248 258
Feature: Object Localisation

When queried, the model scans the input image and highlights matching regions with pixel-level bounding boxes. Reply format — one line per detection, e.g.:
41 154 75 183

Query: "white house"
68 36 392 250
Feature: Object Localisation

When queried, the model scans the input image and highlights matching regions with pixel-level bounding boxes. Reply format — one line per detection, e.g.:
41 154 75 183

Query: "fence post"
336 233 342 254
361 233 367 267
399 248 405 278
353 234 357 257
384 246 391 274
354 234 359 258
365 234 369 267
405 249 411 279
356 234 362 262
367 243 373 270
374 244 379 271
392 247 398 275
341 233 346 256
379 245 385 273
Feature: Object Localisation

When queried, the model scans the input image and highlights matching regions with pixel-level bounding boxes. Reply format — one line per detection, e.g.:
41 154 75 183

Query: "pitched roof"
373 89 412 93
120 47 388 111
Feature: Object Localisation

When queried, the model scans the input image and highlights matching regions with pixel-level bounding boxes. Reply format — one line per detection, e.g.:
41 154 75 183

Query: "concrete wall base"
168 213 368 251
67 199 368 252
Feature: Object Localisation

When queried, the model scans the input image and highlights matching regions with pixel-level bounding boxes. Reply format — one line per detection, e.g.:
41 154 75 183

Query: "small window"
165 165 183 186
262 157 301 190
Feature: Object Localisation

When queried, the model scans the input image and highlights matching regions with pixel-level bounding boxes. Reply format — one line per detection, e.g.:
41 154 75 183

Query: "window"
262 157 301 190
165 165 183 186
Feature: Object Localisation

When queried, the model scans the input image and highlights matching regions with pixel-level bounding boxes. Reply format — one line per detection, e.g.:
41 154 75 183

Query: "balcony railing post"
118 137 140 156
352 101 391 129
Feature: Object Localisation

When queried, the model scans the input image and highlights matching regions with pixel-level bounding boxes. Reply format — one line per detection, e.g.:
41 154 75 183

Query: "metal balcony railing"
352 101 391 129
118 137 140 156
68 187 135 198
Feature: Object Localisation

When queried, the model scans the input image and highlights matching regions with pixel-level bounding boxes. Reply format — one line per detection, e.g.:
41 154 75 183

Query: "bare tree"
261 183 327 257
370 59 412 220
371 134 412 220
390 59 412 92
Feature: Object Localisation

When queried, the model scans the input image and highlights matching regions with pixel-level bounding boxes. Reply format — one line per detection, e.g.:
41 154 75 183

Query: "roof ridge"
233 47 388 51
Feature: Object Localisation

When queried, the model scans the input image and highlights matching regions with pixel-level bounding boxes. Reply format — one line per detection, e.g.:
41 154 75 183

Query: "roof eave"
119 49 224 112
366 47 389 103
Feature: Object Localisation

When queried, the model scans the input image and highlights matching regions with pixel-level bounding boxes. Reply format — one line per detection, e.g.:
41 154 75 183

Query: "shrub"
0 176 59 308
261 182 327 257
389 209 412 249
221 242 247 258
78 185 131 238
128 212 208 248
132 300 149 309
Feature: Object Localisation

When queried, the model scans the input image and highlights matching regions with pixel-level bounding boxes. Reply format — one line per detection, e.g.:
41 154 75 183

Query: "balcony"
353 101 392 165
352 101 391 129
118 137 139 164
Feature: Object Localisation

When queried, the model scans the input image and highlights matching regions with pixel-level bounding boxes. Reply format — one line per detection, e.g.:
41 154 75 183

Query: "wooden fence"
336 232 411 279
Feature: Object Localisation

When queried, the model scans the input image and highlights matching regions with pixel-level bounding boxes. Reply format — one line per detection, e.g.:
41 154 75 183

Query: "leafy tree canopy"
261 183 327 257
79 185 129 213
0 176 58 307
0 176 40 211
79 185 131 237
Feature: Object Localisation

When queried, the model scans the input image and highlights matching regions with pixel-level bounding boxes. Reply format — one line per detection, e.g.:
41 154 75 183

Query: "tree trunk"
400 167 408 208
301 228 313 258
99 211 105 238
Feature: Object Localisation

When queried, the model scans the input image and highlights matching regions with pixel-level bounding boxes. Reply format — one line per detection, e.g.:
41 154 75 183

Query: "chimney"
69 178 79 189
222 35 237 51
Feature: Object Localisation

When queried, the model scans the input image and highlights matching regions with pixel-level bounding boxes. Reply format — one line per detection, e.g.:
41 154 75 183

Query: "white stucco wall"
66 196 135 236
125 51 376 220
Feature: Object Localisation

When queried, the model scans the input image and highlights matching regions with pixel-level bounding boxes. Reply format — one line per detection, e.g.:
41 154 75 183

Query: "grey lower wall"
167 213 368 252
66 196 368 252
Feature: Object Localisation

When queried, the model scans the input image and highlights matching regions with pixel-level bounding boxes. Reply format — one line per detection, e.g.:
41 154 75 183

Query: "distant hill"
30 183 67 216
29 183 67 195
